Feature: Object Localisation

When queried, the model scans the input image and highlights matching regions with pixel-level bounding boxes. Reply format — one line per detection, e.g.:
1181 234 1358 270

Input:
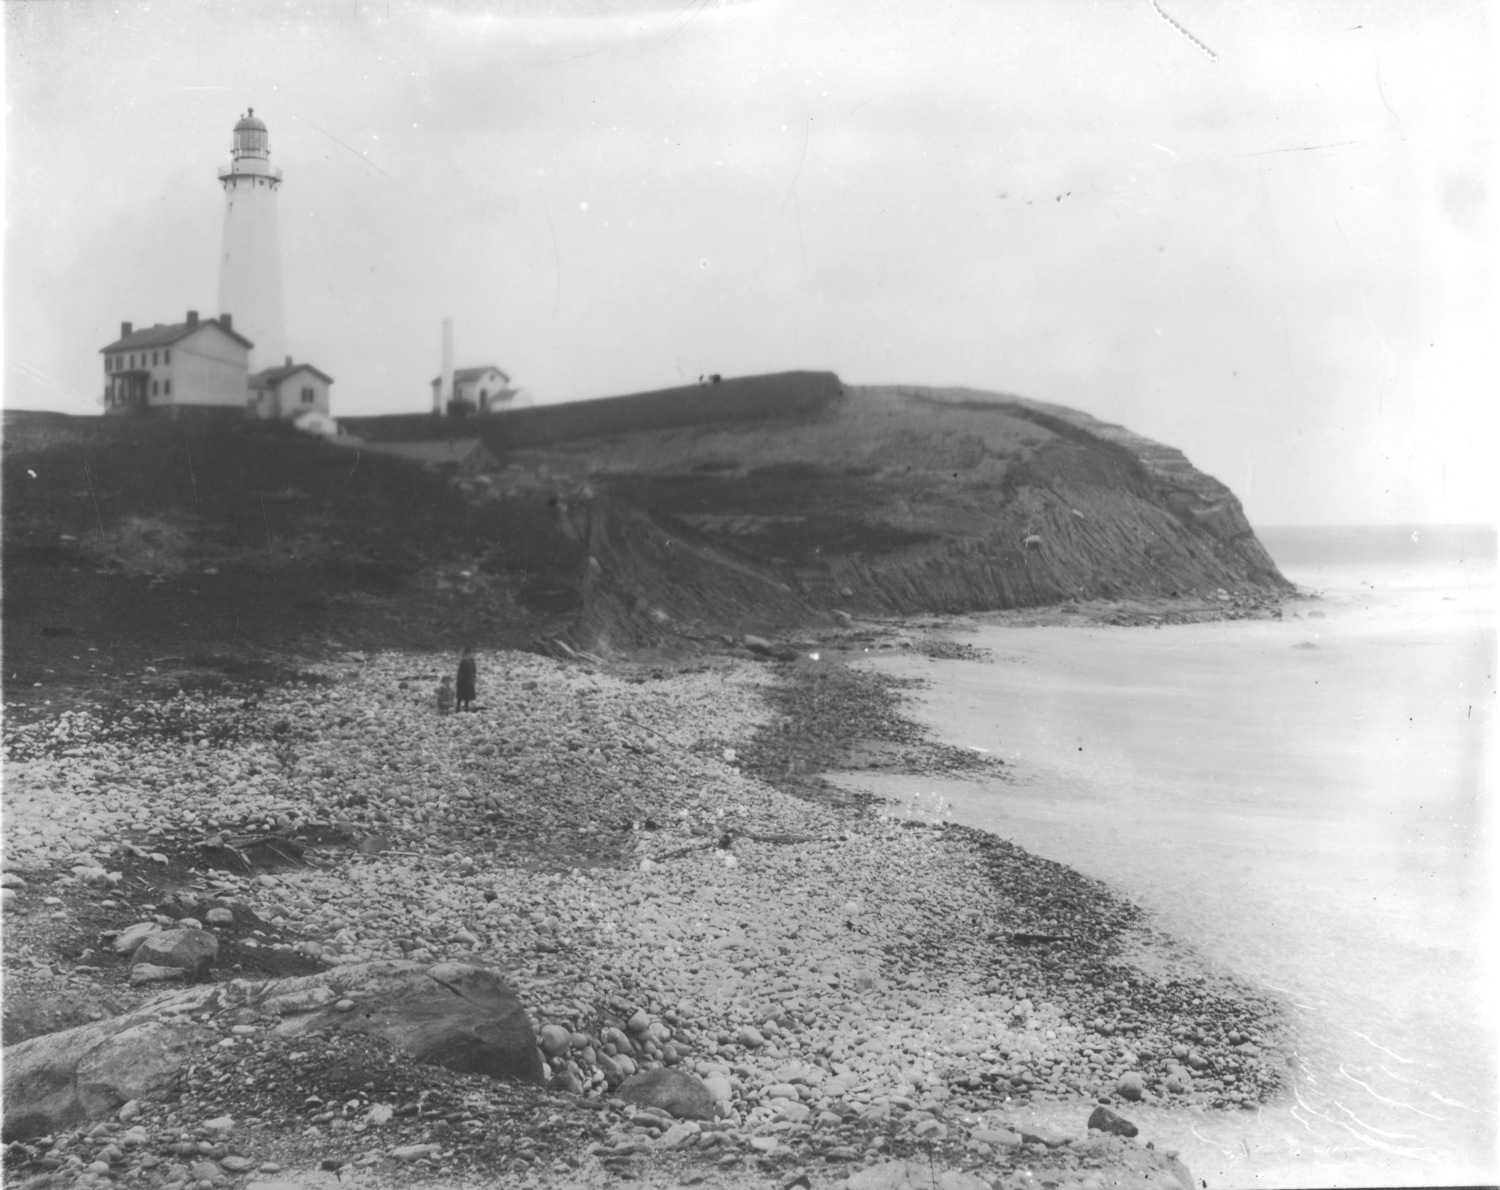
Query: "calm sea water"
838 524 1497 1189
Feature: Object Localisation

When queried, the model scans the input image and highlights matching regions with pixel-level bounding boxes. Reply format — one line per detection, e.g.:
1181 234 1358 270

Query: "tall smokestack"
438 318 454 416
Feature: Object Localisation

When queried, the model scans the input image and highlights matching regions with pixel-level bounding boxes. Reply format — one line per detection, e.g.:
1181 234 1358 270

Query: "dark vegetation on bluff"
2 378 1289 709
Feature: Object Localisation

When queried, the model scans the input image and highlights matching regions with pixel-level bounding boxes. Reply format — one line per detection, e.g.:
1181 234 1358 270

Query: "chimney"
438 318 454 416
285 355 292 367
220 313 233 332
120 321 133 338
186 311 198 326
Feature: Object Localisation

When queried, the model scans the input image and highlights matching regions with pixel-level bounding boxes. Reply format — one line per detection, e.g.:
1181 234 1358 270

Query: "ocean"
836 524 1497 1189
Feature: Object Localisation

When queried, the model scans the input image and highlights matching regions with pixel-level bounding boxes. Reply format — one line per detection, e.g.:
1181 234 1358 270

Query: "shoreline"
833 585 1498 1188
3 626 1289 1189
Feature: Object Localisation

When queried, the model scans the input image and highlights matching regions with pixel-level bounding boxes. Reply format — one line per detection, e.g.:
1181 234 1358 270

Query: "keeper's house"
100 312 252 414
249 358 334 420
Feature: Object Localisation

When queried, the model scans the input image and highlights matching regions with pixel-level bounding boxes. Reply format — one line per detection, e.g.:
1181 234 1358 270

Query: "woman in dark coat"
456 647 477 712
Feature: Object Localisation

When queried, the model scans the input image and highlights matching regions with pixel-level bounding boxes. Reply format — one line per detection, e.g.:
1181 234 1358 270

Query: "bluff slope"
1 382 1288 702
531 384 1289 651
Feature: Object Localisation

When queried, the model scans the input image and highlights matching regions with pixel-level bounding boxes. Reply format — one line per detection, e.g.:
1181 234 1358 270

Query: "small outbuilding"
430 365 517 415
100 312 252 414
249 358 334 420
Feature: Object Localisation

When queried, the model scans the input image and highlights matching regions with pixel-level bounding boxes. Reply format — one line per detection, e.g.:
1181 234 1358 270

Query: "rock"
597 1053 625 1084
206 908 235 926
3 1016 208 1141
131 928 218 980
618 1068 715 1120
846 1160 937 1190
390 1143 440 1161
1165 1153 1197 1190
970 1127 1021 1148
540 1024 571 1056
220 1155 256 1172
704 1074 733 1107
737 1025 765 1048
129 963 189 986
627 1009 651 1034
1087 1104 1139 1138
939 1173 993 1190
778 1101 812 1124
765 1082 801 1100
656 1120 701 1149
4 960 541 1141
1115 1071 1145 1101
1018 1124 1070 1147
272 961 543 1084
110 922 162 956
358 834 391 856
602 1026 634 1054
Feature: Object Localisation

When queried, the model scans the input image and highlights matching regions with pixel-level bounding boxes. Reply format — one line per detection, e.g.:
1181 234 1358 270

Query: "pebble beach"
2 642 1288 1188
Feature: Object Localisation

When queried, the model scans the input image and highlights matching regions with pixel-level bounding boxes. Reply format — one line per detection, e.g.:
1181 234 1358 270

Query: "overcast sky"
4 0 1493 525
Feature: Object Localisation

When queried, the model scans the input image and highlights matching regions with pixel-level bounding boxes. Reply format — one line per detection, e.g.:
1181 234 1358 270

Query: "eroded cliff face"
539 385 1289 650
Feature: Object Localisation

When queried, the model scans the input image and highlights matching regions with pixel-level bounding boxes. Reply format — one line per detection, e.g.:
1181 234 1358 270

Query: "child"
436 674 455 715
456 647 478 712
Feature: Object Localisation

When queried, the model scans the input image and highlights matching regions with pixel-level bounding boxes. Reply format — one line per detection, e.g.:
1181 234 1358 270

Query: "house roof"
430 365 510 387
250 362 335 387
100 318 254 353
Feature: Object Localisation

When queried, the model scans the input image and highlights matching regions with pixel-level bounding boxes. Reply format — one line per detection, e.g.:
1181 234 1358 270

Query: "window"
164 350 171 364
301 386 315 404
129 353 135 368
152 380 159 396
152 351 159 366
164 379 172 396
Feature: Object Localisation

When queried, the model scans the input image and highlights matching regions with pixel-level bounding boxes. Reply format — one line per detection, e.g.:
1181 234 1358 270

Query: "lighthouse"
217 109 286 371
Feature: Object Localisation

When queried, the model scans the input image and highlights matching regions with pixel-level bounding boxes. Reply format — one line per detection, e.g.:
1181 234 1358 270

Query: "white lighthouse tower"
217 109 286 372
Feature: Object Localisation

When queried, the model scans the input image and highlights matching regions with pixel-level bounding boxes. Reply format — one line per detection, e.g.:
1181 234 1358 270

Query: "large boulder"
617 1067 715 1120
3 1017 208 1142
3 960 541 1142
1087 1103 1139 1138
131 928 218 980
270 961 544 1083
